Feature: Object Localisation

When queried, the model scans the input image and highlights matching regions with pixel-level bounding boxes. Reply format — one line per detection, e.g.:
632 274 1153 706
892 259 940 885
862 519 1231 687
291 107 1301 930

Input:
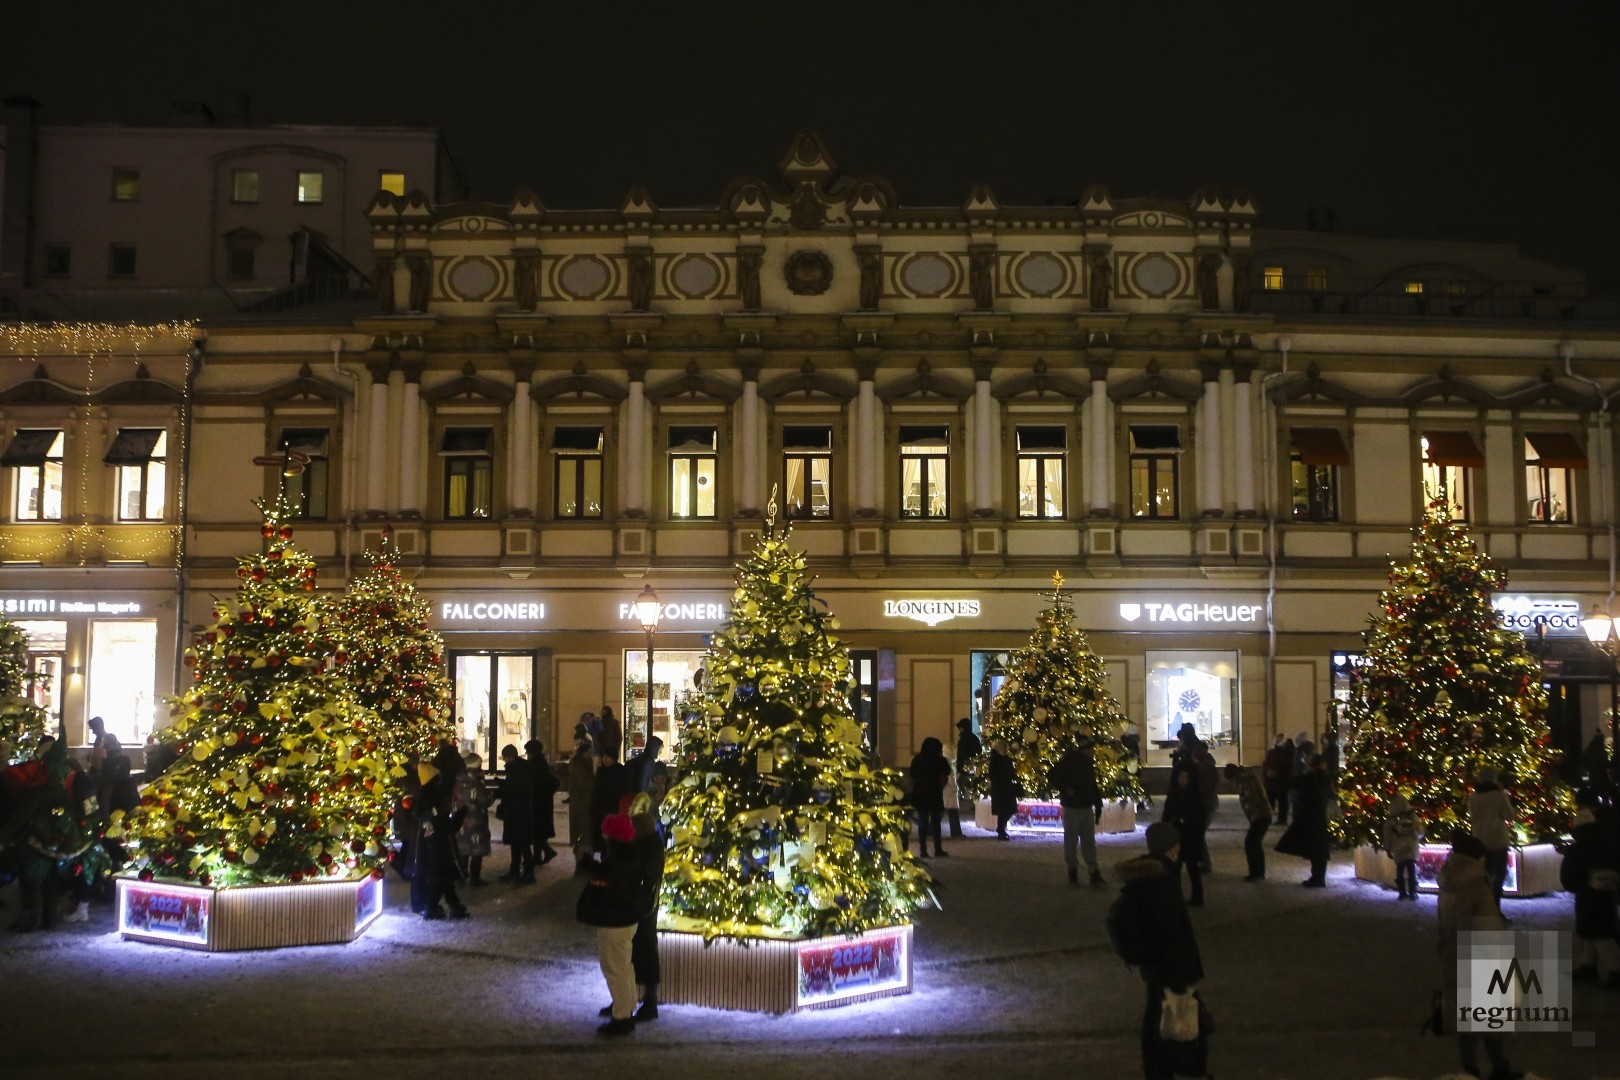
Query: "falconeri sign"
883 599 982 627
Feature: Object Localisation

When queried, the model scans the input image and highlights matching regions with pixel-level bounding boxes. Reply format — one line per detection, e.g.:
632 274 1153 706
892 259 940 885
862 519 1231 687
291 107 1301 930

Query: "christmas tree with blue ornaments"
659 500 934 941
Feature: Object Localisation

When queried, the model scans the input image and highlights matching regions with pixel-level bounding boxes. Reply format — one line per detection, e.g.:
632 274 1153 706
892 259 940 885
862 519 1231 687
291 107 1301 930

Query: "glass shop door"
451 651 537 767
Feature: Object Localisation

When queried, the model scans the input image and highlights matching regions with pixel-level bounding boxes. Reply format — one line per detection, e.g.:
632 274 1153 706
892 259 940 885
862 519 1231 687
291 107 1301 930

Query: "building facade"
3 132 1618 777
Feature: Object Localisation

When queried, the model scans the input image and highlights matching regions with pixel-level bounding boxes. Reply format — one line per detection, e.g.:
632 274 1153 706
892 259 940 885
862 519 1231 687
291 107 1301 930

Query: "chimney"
2 95 42 287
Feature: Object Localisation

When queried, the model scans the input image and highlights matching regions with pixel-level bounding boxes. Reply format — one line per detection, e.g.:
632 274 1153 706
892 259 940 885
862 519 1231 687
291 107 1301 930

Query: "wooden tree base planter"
1353 843 1563 898
658 923 913 1013
116 872 386 951
975 798 1137 834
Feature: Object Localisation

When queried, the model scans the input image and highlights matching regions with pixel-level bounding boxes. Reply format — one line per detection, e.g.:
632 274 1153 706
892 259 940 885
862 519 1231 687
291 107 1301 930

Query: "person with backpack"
1161 763 1208 906
1112 822 1207 1080
1049 737 1104 886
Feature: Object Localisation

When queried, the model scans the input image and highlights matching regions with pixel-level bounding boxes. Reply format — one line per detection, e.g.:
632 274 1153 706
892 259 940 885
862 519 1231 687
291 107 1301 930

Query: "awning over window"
1525 431 1587 469
1 429 63 466
1129 425 1181 452
103 428 164 465
1289 427 1351 466
439 428 493 456
1422 430 1484 468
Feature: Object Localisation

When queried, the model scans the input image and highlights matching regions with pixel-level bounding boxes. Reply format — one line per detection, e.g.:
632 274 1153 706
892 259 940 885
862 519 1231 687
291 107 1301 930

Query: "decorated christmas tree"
1335 497 1570 847
659 506 934 941
114 504 405 886
0 613 51 763
964 573 1147 807
324 540 453 766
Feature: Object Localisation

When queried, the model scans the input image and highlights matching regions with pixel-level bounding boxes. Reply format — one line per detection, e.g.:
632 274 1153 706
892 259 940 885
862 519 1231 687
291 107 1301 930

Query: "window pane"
228 247 255 279
1263 266 1285 290
110 245 137 276
379 171 406 196
902 458 923 517
42 460 63 519
558 459 579 517
695 458 716 517
16 466 42 519
1306 267 1327 292
112 169 140 201
1422 462 1467 519
1018 458 1039 518
447 464 469 518
144 460 166 519
1042 458 1065 517
1130 459 1151 517
925 458 947 517
45 245 70 276
784 456 808 517
297 171 324 203
1527 465 1571 523
582 458 602 517
1154 462 1176 517
671 458 693 518
471 460 492 517
232 170 260 203
118 464 143 520
808 457 830 517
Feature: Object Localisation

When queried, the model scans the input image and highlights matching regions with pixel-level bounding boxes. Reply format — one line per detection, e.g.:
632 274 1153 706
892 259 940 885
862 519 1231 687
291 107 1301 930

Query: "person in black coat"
496 744 536 883
526 739 560 865
1116 822 1206 1080
405 764 469 920
1561 794 1620 986
625 736 667 797
988 740 1018 840
1275 754 1332 887
590 760 633 855
1050 738 1105 886
1161 763 1207 905
908 737 952 859
579 802 665 1036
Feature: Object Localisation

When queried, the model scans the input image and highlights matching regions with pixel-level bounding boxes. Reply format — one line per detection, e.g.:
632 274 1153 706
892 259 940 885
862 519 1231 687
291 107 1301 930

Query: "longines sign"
1119 601 1263 625
883 599 982 627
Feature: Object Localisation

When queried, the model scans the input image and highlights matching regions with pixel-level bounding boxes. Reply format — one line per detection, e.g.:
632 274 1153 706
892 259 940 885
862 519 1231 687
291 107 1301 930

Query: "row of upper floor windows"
104 167 409 205
1 422 1586 529
43 238 277 281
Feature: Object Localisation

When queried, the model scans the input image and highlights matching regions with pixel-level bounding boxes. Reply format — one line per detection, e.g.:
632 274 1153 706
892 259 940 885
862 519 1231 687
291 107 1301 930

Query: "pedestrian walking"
1437 835 1525 1080
1049 738 1104 886
453 752 492 886
1276 754 1331 887
1225 762 1271 882
954 717 982 837
1382 792 1423 900
1161 763 1207 906
1194 742 1218 872
1287 730 1315 820
496 744 536 883
577 800 664 1037
405 763 469 920
1466 767 1515 903
988 740 1018 840
908 737 952 858
567 735 597 854
598 704 623 763
1263 733 1294 825
1115 822 1208 1080
1560 792 1620 988
526 739 561 866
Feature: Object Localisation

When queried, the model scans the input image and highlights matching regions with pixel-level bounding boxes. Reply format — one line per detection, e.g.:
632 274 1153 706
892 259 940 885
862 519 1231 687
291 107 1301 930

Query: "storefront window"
624 649 707 757
1144 650 1238 761
452 652 534 764
16 620 66 729
849 648 878 755
87 619 158 745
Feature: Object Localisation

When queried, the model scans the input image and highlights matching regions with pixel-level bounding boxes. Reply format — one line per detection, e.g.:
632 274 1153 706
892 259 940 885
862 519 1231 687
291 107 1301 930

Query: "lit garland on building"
0 320 199 358
1334 498 1571 847
964 572 1147 806
659 508 935 941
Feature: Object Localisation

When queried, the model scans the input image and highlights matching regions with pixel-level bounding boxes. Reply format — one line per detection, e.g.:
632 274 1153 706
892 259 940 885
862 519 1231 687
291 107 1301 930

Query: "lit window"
668 426 717 519
1405 281 1425 295
782 425 833 519
899 425 950 518
1524 433 1583 524
1262 266 1286 291
1305 267 1328 292
109 244 137 277
553 426 604 519
232 169 260 203
1128 425 1180 519
379 171 406 196
1016 426 1066 519
44 245 71 276
1288 428 1349 523
111 169 140 202
1420 432 1481 520
106 429 168 521
4 429 66 521
296 171 324 204
440 428 494 519
277 428 330 520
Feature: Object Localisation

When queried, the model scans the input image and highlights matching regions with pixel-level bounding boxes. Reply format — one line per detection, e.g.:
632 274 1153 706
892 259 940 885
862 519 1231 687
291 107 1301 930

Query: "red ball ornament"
138 868 155 881
261 525 275 539
318 853 333 867
302 581 315 592
290 870 304 883
198 872 212 887
278 525 293 540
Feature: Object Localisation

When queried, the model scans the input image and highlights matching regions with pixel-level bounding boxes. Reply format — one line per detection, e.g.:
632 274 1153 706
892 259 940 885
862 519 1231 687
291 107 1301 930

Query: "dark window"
668 426 717 519
1016 426 1067 519
440 427 493 519
277 428 330 520
782 425 832 519
44 245 71 276
899 425 949 518
552 426 604 519
227 246 255 280
1128 425 1180 519
109 244 137 277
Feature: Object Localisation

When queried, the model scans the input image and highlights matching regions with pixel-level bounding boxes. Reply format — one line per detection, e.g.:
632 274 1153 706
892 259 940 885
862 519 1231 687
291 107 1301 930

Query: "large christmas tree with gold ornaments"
964 573 1147 807
114 505 416 886
1 613 52 762
659 507 934 941
1334 498 1571 848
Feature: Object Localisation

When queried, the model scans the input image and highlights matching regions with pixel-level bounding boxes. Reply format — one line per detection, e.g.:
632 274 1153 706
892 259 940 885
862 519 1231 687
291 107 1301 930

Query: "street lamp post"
634 584 661 750
1579 606 1620 777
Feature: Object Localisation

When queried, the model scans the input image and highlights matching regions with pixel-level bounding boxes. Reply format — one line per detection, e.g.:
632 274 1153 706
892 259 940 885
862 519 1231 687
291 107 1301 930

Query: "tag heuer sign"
883 599 981 627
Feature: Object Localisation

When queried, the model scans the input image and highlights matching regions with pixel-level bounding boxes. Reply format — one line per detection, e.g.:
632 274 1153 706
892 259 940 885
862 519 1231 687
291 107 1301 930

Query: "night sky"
6 4 1619 287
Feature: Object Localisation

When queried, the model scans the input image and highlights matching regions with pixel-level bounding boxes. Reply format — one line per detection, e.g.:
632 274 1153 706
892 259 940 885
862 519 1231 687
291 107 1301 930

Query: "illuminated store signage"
1119 601 1262 625
618 602 729 624
1491 595 1582 635
438 600 547 623
1 596 143 616
883 599 981 627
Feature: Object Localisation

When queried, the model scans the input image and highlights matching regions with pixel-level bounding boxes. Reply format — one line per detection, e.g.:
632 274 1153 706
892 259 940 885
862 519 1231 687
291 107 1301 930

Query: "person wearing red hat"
576 794 664 1036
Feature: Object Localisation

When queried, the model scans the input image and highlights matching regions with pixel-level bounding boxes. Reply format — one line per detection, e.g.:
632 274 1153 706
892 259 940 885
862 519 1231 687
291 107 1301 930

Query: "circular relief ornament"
1132 254 1181 298
447 257 498 301
901 253 955 297
559 255 610 299
783 250 833 296
1015 253 1066 297
671 254 720 298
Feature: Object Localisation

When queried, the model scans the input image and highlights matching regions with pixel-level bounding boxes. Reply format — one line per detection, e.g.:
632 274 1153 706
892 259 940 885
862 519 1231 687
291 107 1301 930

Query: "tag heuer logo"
1119 604 1141 621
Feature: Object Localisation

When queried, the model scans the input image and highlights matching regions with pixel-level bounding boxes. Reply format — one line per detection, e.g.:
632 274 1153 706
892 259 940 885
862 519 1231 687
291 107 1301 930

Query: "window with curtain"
106 428 167 521
1288 428 1349 522
4 429 66 521
1419 431 1481 520
899 425 949 518
1523 432 1584 524
668 426 717 519
441 427 494 519
553 426 604 519
277 428 330 520
1128 425 1180 519
782 425 832 519
1015 426 1067 519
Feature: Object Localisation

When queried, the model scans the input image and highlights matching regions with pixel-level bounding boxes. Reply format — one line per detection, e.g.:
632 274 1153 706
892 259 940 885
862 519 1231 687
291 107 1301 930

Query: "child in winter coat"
1382 793 1424 900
